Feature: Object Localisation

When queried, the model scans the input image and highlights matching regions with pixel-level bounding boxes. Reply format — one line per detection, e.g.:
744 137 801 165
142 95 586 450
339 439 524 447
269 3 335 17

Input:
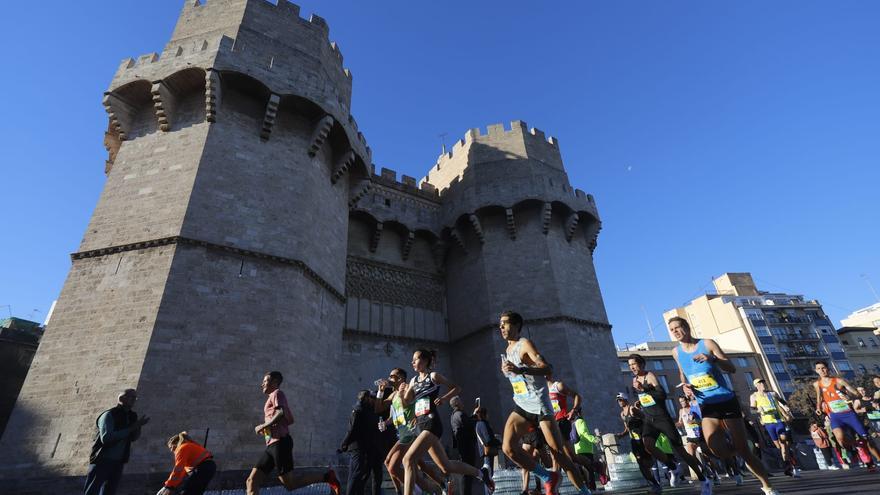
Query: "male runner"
750 378 798 476
814 361 880 470
615 394 662 494
246 371 340 495
627 354 711 493
498 311 592 495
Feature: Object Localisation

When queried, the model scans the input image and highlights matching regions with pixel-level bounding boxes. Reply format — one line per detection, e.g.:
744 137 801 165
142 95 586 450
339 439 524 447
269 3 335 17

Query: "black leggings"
178 460 216 495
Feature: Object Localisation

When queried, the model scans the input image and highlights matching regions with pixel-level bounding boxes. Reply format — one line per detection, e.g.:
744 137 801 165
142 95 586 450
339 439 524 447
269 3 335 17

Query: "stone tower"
424 123 619 432
0 0 372 485
0 0 623 491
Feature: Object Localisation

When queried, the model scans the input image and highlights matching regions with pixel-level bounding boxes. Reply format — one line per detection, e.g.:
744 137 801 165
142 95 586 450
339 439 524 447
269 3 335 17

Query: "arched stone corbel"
369 222 383 253
541 202 552 235
449 228 467 253
260 94 281 140
505 208 516 240
469 214 485 245
103 92 137 140
564 212 580 242
205 69 221 123
151 80 177 132
348 181 373 209
331 150 355 184
401 231 415 260
308 115 335 156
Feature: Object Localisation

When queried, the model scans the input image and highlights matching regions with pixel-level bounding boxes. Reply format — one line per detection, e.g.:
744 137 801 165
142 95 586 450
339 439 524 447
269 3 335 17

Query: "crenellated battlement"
421 120 563 194
373 167 440 200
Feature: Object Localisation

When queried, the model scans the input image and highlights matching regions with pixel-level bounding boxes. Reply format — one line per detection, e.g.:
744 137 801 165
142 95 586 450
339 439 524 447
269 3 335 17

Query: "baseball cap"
615 392 627 401
752 378 765 386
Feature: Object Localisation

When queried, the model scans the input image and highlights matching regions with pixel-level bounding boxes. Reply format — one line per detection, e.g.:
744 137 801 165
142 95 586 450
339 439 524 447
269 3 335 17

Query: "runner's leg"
720 418 772 490
539 419 588 491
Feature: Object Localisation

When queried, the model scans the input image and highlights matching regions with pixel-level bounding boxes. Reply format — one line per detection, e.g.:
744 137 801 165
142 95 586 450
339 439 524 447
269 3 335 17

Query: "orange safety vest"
164 441 213 488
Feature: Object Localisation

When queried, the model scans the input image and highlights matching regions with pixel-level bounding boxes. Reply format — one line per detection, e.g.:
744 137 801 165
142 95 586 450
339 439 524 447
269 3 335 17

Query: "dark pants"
458 447 478 495
820 447 834 467
83 460 124 495
178 460 217 495
348 449 381 495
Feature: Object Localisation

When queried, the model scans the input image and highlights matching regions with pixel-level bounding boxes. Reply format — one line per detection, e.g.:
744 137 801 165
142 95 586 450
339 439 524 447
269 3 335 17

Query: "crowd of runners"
86 312 880 495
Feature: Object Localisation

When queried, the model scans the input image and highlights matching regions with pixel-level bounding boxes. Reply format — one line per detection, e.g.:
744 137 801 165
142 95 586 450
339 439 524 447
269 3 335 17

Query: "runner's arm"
837 378 860 398
514 339 553 376
558 381 581 415
703 339 736 373
814 382 823 414
432 372 460 404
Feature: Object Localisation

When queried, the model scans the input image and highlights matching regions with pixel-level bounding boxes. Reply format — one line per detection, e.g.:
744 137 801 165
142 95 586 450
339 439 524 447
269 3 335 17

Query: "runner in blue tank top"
669 316 780 495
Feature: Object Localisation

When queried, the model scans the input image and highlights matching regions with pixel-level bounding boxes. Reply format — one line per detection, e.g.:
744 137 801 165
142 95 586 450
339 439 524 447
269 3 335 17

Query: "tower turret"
0 0 370 485
424 121 617 432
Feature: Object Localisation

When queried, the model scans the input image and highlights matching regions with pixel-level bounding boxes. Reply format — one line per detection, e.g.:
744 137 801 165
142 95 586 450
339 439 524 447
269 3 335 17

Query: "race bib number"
392 408 406 427
630 430 640 440
551 399 561 413
828 399 850 414
511 376 528 396
638 393 656 407
688 373 719 392
867 411 880 420
415 397 431 416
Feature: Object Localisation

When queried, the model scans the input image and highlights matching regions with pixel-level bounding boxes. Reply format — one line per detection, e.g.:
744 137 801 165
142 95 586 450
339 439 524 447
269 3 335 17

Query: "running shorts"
255 435 294 475
641 416 684 447
416 414 444 438
513 404 553 426
829 411 868 437
763 422 788 442
700 397 742 420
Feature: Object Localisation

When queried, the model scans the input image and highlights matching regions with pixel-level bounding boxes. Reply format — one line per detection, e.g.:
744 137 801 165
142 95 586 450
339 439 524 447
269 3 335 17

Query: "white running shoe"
828 465 840 470
761 488 782 495
734 474 743 486
792 468 801 478
700 478 713 495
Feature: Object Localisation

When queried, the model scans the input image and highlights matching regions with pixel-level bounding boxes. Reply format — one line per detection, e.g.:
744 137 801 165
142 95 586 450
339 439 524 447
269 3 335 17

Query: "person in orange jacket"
156 432 216 495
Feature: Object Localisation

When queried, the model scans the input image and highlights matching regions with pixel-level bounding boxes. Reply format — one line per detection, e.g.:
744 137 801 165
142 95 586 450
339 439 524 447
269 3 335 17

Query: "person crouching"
157 432 216 495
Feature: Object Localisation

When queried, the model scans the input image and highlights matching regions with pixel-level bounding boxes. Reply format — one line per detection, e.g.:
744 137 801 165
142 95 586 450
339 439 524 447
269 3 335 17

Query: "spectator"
810 422 838 470
450 396 479 495
84 388 150 495
475 407 501 477
341 390 382 495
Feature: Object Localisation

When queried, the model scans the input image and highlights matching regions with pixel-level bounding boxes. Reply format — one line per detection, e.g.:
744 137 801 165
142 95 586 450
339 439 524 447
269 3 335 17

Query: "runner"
375 368 443 495
627 353 712 494
749 378 798 477
246 371 340 495
498 311 593 495
668 317 779 495
853 386 880 438
520 427 551 495
547 373 586 478
569 408 605 491
615 394 662 493
401 349 494 495
813 360 880 470
676 395 722 486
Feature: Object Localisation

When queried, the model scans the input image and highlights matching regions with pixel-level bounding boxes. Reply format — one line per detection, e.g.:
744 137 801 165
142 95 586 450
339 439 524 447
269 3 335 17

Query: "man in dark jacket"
84 388 150 495
340 390 382 495
450 396 479 495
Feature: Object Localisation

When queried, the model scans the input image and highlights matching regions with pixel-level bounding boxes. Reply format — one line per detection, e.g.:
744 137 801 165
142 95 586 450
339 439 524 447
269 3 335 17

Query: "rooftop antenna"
641 305 656 341
0 304 11 318
861 274 880 303
438 132 448 154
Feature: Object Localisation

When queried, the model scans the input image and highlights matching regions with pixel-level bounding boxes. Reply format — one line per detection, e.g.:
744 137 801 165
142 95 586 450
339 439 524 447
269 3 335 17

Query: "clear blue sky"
2 1 878 346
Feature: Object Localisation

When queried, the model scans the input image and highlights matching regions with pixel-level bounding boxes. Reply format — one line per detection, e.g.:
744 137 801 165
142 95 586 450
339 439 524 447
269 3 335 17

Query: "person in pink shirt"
246 371 341 495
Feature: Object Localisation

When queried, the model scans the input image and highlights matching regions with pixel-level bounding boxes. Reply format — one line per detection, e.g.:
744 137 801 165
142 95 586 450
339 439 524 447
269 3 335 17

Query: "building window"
619 361 630 372
858 338 866 348
744 372 755 388
764 344 779 354
657 375 670 393
858 365 868 375
651 360 663 371
873 364 880 374
869 338 878 348
772 363 787 373
826 343 843 353
836 361 853 372
780 380 795 394
756 326 771 337
820 327 832 335
735 357 749 367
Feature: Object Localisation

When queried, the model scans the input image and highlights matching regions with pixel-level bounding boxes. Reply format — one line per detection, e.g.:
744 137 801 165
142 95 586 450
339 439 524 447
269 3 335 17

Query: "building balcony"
775 333 820 342
781 350 828 359
787 369 816 378
765 316 811 325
